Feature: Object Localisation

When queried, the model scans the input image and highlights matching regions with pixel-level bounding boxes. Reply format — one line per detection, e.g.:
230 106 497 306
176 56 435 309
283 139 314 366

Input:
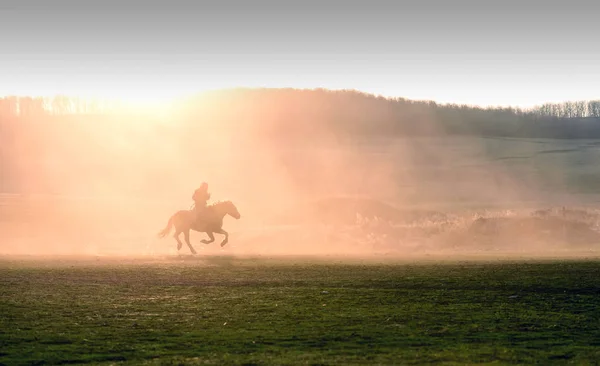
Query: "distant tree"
18 96 47 118
588 100 600 118
574 100 588 117
563 101 575 118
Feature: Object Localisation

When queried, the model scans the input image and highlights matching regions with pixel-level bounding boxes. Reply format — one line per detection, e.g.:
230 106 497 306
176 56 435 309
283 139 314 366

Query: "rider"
192 182 211 222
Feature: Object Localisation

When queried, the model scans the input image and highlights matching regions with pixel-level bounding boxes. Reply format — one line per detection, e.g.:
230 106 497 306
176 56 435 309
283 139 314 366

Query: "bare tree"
588 100 600 118
574 100 588 118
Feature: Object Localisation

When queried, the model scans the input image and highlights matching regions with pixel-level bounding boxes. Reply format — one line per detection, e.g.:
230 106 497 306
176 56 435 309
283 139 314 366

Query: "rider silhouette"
192 182 211 223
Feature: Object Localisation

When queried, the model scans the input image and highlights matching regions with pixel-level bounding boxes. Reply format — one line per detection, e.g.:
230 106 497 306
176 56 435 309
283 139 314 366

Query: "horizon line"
0 86 597 111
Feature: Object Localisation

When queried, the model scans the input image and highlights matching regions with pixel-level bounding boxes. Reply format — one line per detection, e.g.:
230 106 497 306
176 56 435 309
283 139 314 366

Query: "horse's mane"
208 200 232 208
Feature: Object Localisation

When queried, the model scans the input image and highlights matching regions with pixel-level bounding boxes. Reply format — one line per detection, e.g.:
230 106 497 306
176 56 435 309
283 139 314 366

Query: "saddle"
191 205 215 228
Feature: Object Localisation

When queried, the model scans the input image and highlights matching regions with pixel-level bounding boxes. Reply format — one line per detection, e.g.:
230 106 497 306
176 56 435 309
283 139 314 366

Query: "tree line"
535 100 600 119
1 88 600 142
1 89 599 119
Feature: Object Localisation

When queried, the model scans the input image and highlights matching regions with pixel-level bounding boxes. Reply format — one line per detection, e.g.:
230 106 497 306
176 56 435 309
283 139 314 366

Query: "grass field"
1 255 600 365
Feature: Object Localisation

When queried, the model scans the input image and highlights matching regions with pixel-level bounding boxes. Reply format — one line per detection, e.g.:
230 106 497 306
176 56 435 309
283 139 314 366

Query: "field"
3 136 600 364
1 256 600 365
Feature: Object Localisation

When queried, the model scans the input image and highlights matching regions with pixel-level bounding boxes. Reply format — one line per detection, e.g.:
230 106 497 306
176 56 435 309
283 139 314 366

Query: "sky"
0 0 598 108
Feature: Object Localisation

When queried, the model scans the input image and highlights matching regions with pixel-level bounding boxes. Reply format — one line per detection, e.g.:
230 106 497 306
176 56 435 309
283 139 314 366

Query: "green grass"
1 256 600 365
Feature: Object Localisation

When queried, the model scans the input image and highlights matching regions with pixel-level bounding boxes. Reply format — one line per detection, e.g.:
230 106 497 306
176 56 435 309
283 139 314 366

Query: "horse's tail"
157 214 175 238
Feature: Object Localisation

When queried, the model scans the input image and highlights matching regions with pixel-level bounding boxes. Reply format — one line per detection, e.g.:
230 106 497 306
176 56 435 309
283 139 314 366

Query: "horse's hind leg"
214 228 229 247
201 232 215 245
174 231 183 251
183 230 197 255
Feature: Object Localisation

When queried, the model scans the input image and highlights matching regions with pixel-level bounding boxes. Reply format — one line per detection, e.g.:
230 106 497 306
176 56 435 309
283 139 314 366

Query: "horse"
157 200 241 254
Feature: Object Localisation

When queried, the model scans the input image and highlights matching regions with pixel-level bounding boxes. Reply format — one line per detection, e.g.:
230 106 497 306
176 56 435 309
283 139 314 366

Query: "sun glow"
13 86 198 118
82 86 185 110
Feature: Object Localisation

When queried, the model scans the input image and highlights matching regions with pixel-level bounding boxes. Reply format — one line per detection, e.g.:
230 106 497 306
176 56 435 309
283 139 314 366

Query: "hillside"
2 88 600 140
1 88 600 210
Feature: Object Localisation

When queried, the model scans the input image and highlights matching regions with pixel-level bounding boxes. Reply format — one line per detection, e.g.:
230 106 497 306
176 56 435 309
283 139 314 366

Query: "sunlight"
88 87 183 114
3 82 206 117
41 87 191 118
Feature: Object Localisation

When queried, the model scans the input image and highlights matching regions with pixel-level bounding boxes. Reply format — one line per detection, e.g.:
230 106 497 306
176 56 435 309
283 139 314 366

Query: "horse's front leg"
183 230 197 255
214 228 229 247
201 232 215 245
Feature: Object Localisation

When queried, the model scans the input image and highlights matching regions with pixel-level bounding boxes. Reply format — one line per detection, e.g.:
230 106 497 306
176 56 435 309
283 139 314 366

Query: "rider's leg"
196 204 206 222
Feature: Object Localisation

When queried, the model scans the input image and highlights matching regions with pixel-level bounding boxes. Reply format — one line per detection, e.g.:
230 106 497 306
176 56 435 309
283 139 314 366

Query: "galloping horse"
157 200 241 254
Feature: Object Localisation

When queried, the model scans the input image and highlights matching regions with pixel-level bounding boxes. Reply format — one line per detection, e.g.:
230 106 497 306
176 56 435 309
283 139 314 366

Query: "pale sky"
1 0 598 108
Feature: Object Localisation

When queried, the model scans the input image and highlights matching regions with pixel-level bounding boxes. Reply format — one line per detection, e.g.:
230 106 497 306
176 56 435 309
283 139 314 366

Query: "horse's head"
211 200 241 220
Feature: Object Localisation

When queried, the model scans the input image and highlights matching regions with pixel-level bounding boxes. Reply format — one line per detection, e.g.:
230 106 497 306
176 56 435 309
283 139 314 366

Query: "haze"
1 1 600 260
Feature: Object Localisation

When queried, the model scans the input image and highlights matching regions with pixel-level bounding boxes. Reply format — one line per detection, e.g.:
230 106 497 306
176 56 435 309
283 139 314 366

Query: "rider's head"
200 182 208 191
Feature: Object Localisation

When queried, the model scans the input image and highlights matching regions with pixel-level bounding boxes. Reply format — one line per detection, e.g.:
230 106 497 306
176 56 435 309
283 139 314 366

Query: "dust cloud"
2 89 600 262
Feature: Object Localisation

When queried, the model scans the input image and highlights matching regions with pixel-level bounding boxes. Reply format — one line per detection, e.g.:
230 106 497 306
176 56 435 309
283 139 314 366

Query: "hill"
1 88 600 211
